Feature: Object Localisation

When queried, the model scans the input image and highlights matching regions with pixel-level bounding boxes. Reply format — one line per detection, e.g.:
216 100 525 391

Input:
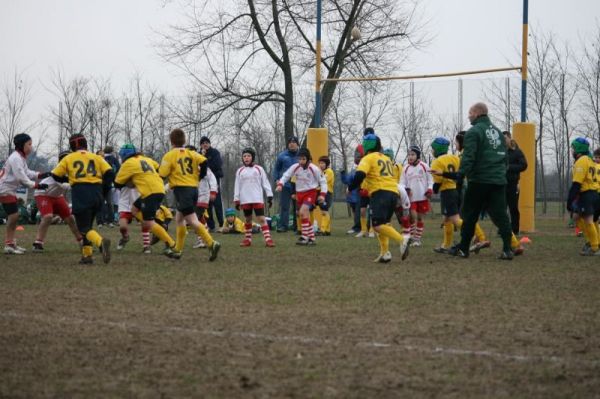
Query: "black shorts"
71 184 103 214
575 190 599 217
360 195 370 208
1 202 18 216
369 190 398 226
133 193 165 221
440 189 460 217
318 192 332 211
173 187 198 216
243 207 265 217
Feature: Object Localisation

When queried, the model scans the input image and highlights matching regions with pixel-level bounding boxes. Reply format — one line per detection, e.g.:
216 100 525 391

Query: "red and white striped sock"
261 223 272 243
119 227 128 238
142 228 150 247
34 239 44 245
301 218 311 240
416 221 424 240
410 223 417 238
401 217 411 235
5 240 14 247
245 223 253 241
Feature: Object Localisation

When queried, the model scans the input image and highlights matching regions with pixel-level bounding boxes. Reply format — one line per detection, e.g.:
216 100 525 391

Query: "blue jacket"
340 169 359 204
273 149 298 188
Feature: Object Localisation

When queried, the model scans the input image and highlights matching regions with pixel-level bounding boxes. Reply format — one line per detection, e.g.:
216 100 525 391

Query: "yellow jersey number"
377 159 394 177
177 157 194 175
73 159 97 178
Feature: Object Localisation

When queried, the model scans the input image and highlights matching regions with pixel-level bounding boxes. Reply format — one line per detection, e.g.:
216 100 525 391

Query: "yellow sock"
511 233 520 249
443 222 454 248
377 224 403 243
151 223 175 247
576 218 585 232
360 217 367 233
377 233 390 254
474 222 486 241
321 213 330 233
585 222 599 251
82 245 93 257
175 225 187 252
195 224 214 247
85 230 103 248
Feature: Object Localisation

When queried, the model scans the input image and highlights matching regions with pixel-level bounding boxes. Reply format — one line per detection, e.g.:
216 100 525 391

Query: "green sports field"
0 216 598 398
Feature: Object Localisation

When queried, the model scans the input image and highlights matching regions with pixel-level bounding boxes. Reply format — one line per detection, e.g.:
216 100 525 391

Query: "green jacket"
459 115 507 185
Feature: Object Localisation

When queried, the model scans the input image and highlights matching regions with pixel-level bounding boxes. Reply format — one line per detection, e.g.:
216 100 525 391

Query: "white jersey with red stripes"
0 151 38 196
34 176 69 198
278 162 327 194
197 167 218 206
400 160 433 202
234 164 273 205
118 186 140 213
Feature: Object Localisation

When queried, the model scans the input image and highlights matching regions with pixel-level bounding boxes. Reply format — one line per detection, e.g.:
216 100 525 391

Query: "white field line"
1 310 597 366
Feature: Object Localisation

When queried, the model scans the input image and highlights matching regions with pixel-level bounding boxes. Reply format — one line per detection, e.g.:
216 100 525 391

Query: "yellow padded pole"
512 122 536 232
307 127 328 165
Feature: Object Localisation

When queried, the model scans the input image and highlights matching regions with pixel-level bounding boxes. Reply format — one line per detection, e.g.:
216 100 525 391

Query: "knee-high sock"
195 224 214 247
443 222 454 248
175 225 187 252
261 223 272 243
82 245 93 257
474 222 486 241
301 218 311 240
142 227 150 247
511 233 520 249
360 216 367 233
401 216 411 235
576 218 585 235
377 233 389 255
321 213 330 233
151 223 175 247
244 223 253 241
415 221 424 239
86 230 103 248
377 224 403 243
584 222 599 251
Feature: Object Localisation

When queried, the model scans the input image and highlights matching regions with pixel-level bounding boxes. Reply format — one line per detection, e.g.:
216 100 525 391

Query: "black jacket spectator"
203 147 224 179
506 142 527 185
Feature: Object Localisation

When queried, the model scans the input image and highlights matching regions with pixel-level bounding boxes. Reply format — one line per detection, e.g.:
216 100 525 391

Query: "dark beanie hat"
200 136 210 144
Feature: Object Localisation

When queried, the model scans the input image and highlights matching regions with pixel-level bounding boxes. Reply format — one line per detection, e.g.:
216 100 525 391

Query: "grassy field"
0 215 598 398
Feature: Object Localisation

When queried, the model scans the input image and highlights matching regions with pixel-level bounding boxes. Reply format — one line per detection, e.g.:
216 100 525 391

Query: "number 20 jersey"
52 150 112 185
356 152 399 196
159 147 207 188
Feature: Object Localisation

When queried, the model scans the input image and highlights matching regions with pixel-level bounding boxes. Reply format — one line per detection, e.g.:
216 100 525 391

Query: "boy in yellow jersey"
429 137 489 254
51 134 114 264
568 138 600 256
348 133 411 263
114 144 178 257
317 156 334 235
222 208 245 233
159 128 220 261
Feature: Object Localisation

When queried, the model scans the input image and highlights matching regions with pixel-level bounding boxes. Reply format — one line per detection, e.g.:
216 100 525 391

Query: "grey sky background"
1 0 599 148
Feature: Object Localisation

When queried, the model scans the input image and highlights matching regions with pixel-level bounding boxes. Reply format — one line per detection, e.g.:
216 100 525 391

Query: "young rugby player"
349 134 411 263
33 151 82 251
400 145 433 246
276 148 327 245
158 128 220 260
114 144 177 257
317 155 334 236
567 138 600 256
51 134 113 264
0 133 49 254
234 148 275 247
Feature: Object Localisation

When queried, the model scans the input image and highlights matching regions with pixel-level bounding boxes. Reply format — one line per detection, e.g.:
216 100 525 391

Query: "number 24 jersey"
52 150 112 185
356 152 399 196
159 147 207 188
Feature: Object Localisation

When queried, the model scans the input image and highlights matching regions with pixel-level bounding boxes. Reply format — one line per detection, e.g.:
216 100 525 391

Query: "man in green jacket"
449 102 514 260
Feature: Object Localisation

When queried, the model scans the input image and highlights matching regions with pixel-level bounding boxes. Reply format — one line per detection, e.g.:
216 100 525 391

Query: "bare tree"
128 73 160 153
88 78 122 151
576 23 600 146
157 0 428 144
0 69 36 158
527 29 558 214
48 70 93 152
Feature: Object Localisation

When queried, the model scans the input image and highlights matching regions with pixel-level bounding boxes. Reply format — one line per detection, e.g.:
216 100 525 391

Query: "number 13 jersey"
159 147 207 188
356 152 399 196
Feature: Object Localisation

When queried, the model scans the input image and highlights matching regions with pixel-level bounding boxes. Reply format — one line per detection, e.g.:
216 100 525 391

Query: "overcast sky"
1 0 599 147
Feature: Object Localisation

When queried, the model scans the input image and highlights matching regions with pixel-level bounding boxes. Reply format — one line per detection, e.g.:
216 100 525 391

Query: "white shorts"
118 187 140 213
